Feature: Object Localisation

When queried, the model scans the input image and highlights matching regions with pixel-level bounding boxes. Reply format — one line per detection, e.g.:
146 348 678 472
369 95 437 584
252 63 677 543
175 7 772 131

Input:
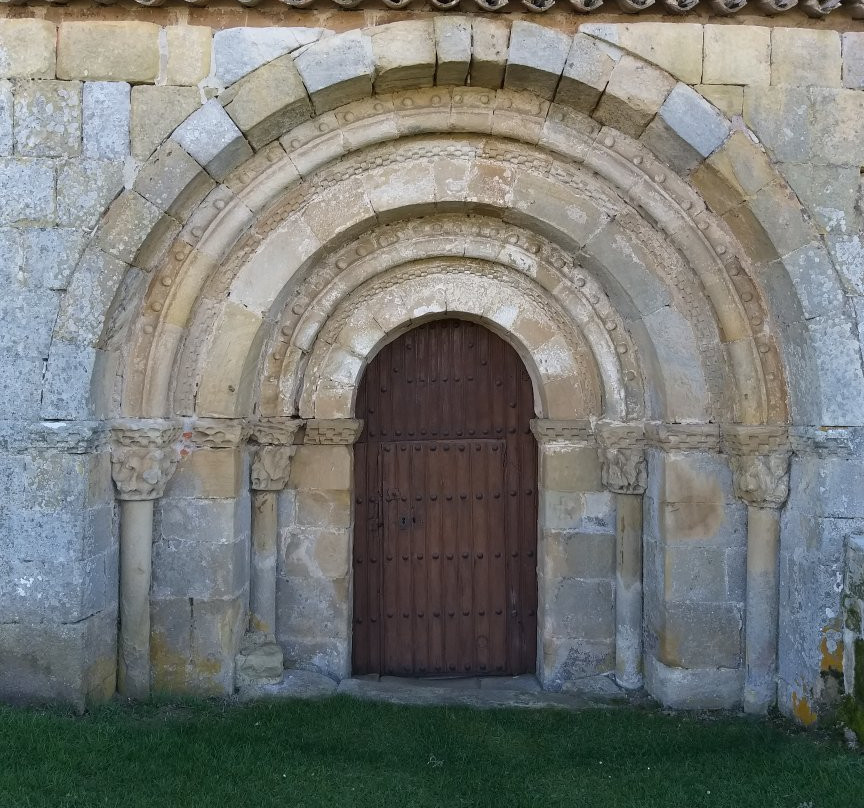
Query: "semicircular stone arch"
38 19 861 719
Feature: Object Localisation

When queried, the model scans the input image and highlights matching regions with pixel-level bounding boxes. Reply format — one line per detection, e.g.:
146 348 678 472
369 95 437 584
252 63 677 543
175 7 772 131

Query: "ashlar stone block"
0 80 11 156
703 24 770 87
83 82 130 160
581 22 703 84
0 158 55 225
56 159 123 229
21 227 87 291
843 32 864 90
14 81 82 158
57 22 160 83
223 54 312 150
593 55 675 140
771 28 842 88
371 21 436 94
0 20 56 80
434 16 471 86
294 30 374 114
556 33 615 114
504 22 571 101
212 26 324 87
173 99 253 181
166 26 212 87
695 85 743 119
131 86 202 161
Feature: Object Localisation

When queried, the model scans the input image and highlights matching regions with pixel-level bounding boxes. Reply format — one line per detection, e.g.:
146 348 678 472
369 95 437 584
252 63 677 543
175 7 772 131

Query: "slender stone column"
110 420 182 699
598 423 647 691
725 426 790 715
236 419 301 688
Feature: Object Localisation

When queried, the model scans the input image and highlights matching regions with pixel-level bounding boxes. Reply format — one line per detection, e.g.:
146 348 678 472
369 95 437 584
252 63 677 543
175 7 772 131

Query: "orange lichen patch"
792 691 819 726
820 634 845 674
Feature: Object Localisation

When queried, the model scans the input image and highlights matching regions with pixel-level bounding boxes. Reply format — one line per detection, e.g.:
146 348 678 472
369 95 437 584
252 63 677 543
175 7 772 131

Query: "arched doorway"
352 319 539 677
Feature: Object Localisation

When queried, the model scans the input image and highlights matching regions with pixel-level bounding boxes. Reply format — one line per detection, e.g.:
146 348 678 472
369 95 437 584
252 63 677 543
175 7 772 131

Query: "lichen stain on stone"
820 633 844 675
791 691 819 726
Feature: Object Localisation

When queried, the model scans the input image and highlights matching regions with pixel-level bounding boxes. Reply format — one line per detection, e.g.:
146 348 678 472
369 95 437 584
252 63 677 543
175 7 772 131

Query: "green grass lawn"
0 696 860 808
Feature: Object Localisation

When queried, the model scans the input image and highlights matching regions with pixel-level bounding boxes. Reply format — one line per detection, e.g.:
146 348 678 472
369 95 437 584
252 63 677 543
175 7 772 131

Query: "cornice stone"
110 419 182 501
304 418 363 445
190 418 247 449
530 419 593 445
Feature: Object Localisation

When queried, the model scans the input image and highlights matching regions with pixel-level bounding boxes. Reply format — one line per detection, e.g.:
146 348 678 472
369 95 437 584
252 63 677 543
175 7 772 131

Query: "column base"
235 633 284 689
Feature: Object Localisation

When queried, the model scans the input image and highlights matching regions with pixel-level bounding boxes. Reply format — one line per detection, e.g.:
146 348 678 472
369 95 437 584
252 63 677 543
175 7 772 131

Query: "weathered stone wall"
0 16 862 721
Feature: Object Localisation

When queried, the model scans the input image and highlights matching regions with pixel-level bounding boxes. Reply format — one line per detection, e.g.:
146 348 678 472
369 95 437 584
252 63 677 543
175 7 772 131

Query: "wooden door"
352 319 538 677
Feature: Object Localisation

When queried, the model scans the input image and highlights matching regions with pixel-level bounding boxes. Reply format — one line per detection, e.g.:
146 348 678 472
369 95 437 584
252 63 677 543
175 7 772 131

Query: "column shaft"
615 492 643 689
744 505 781 714
118 499 155 699
250 490 278 637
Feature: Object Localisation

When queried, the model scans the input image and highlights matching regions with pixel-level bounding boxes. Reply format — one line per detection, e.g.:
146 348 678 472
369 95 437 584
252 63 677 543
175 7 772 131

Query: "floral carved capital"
250 445 296 491
110 420 182 501
729 452 791 509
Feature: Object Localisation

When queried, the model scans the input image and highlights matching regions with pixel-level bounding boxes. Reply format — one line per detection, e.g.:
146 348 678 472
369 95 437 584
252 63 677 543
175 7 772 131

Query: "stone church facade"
0 3 863 724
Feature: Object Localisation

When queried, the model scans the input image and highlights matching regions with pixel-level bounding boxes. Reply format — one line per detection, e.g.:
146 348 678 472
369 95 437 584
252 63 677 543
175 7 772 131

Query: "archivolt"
48 37 811 429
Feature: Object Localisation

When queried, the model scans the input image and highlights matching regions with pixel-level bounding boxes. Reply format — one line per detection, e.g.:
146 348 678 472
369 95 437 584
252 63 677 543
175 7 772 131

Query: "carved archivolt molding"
265 215 642 423
297 258 601 420
304 419 364 445
122 93 786 430
250 445 296 491
110 419 182 501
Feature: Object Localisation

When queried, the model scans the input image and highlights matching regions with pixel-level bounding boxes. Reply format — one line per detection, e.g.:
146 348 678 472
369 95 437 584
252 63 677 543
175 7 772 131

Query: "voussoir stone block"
0 20 56 80
434 16 471 86
93 189 166 265
295 30 374 114
470 18 510 89
703 25 770 87
14 81 82 158
131 85 202 161
173 99 253 181
371 21 436 94
166 26 212 87
641 83 730 173
504 22 571 101
0 81 10 156
771 28 842 88
556 33 615 114
593 55 676 140
57 22 160 82
223 54 312 150
133 140 215 220
695 85 743 118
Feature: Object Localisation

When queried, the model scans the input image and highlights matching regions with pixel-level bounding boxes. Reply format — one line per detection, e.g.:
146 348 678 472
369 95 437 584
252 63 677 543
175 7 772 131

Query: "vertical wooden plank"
426 442 444 674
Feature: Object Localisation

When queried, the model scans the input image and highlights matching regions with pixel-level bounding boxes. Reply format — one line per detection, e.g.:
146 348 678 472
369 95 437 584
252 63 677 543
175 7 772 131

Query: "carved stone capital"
110 420 182 501
250 417 304 446
251 445 296 491
530 418 593 445
600 447 647 495
191 418 247 449
304 418 363 445
729 452 791 509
